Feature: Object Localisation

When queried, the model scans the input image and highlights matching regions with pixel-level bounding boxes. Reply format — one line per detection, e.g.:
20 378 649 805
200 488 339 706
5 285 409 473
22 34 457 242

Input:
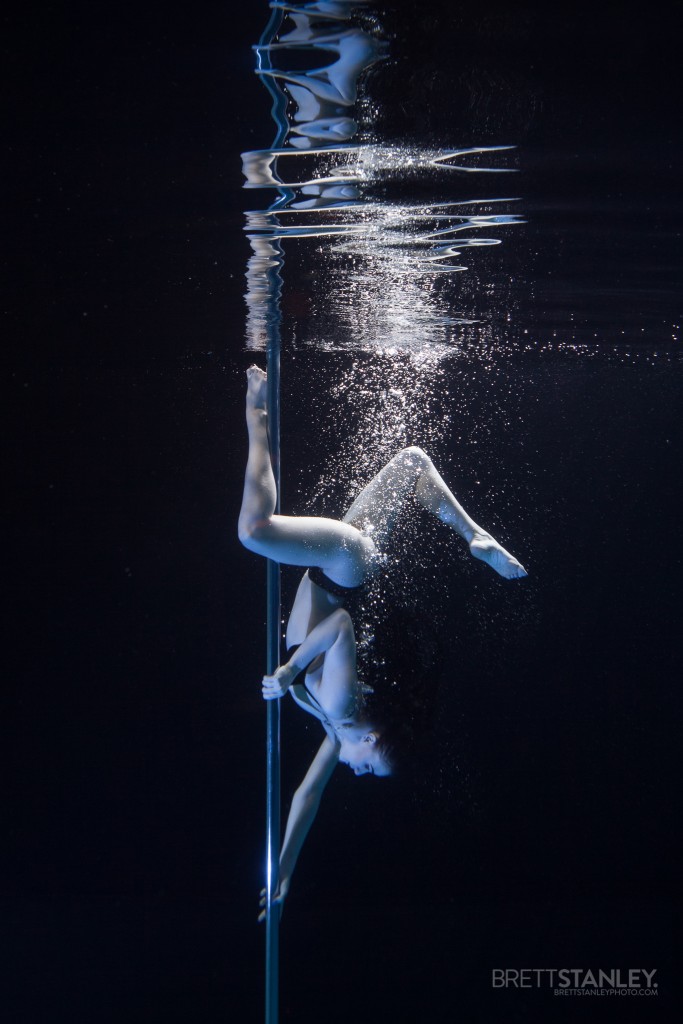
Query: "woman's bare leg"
344 446 526 579
238 367 374 585
238 366 277 530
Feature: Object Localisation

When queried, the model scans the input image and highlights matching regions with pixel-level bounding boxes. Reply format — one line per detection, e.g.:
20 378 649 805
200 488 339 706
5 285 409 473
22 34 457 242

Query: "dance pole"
256 8 286 1023
265 332 281 1024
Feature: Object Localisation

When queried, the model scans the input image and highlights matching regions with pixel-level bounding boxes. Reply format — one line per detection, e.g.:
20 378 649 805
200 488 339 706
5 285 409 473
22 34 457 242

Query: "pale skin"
239 365 527 917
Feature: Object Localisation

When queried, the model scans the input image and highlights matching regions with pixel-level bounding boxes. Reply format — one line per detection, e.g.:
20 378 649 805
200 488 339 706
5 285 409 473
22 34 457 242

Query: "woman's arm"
262 608 356 699
259 734 339 920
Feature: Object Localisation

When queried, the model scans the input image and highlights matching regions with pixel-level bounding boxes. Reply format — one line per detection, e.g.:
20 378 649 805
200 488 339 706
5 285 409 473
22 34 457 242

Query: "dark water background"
5 2 682 1022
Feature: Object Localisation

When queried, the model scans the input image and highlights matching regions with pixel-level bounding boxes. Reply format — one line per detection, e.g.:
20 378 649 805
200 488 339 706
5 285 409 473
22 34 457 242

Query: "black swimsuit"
307 565 365 598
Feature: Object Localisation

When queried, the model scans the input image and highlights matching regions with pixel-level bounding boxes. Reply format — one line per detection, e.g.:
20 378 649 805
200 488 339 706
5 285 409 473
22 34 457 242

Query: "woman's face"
339 733 392 776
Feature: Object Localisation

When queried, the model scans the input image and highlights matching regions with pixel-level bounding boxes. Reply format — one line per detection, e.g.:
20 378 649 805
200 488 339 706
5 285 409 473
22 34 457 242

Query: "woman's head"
338 730 393 777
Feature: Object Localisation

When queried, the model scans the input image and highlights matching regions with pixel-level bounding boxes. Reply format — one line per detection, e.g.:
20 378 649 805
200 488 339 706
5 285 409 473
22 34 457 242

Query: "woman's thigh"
342 448 424 549
244 514 375 586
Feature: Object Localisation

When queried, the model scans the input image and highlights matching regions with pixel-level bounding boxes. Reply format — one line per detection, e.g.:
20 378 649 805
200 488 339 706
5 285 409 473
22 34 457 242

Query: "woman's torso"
289 674 362 749
285 510 378 731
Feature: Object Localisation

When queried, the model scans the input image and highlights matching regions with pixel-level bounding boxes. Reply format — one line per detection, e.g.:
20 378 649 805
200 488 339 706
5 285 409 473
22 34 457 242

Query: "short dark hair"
373 718 417 774
361 606 443 772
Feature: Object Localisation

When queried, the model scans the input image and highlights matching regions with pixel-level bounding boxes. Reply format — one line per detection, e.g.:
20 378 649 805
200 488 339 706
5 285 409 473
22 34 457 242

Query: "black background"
4 2 682 1022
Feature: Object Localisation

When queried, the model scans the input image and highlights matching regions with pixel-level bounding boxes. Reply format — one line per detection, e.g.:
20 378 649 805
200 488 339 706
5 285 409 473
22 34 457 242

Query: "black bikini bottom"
308 566 365 599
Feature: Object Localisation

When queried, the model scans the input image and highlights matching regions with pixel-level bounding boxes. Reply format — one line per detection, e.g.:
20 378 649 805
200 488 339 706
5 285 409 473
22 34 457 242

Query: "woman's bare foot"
246 365 268 411
469 531 527 579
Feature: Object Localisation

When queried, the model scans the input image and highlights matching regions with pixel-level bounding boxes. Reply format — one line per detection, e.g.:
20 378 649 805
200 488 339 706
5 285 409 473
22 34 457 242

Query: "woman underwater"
239 365 526 915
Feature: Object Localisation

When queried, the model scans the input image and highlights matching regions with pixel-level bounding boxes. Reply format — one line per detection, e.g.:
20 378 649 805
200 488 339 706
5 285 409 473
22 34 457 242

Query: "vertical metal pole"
254 9 286 1023
265 330 281 1024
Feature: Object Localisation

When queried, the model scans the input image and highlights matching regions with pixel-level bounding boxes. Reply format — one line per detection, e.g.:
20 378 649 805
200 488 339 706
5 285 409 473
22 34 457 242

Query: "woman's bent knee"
396 445 430 471
238 515 273 552
329 607 354 635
